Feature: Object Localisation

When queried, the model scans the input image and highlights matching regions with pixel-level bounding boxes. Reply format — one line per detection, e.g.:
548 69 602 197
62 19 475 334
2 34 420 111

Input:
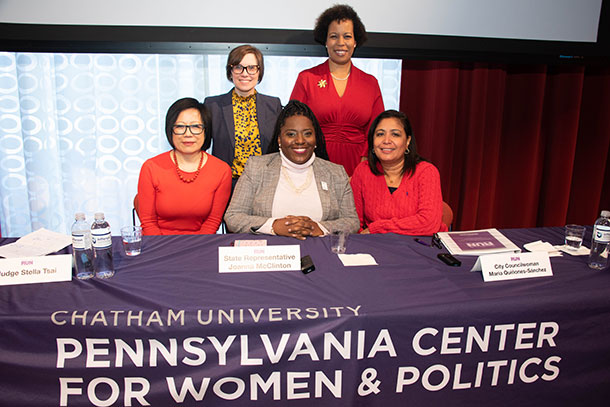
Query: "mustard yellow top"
231 90 262 178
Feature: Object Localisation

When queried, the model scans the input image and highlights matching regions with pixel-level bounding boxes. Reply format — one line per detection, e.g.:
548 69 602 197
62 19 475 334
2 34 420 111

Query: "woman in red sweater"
350 110 448 235
137 98 232 235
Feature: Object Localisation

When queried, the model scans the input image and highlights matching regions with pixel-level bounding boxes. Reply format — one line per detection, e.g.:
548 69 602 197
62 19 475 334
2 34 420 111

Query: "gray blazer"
204 90 282 167
224 153 360 234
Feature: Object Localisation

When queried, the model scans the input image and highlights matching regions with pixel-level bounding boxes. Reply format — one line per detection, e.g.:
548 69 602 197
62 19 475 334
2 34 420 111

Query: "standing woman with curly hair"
290 4 385 177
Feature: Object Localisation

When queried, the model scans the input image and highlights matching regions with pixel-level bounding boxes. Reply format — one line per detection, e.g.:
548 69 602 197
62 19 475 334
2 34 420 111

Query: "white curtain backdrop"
0 52 401 237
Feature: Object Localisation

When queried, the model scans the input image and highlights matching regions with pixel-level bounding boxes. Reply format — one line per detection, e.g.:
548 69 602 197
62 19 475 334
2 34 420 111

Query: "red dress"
137 151 232 235
290 60 385 176
350 161 448 235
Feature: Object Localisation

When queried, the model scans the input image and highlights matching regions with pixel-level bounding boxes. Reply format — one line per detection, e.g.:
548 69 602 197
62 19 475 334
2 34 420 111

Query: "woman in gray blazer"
203 45 282 189
225 100 359 239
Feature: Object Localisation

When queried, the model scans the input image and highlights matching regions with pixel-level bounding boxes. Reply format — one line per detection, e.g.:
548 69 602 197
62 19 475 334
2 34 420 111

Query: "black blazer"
204 89 282 168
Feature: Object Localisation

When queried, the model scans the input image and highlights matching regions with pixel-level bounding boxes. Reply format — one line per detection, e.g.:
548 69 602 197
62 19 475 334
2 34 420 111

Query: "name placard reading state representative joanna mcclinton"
218 245 300 273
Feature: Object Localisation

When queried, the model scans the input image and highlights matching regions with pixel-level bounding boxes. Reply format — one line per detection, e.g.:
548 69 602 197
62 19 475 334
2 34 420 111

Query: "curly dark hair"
267 100 329 161
367 110 426 177
165 97 212 151
313 4 367 47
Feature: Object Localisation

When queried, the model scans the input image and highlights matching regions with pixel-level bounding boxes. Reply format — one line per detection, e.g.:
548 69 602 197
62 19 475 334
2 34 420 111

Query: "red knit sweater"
350 161 448 235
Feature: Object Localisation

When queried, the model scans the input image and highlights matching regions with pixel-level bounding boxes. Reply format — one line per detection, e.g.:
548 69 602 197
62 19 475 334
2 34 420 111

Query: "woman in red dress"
290 4 384 176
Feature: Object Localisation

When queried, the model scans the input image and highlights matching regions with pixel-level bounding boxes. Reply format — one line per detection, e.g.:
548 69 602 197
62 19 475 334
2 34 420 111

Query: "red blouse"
137 152 232 235
290 60 385 176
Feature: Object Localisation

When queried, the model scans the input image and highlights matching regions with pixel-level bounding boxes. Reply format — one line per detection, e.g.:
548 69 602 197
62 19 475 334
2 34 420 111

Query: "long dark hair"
367 110 425 177
267 100 329 160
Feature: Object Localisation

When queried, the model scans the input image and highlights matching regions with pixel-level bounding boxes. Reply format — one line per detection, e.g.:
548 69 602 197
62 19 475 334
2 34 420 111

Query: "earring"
405 148 410 155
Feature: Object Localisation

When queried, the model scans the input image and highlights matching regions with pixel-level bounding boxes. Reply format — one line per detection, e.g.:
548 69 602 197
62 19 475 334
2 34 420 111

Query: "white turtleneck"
256 151 327 235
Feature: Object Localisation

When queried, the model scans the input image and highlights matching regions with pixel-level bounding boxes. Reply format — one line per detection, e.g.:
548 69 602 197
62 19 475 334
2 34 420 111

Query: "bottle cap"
601 210 610 218
74 212 85 220
94 212 105 220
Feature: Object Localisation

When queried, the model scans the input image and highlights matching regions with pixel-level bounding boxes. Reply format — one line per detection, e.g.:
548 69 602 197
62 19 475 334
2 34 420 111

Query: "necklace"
282 167 313 194
384 170 403 187
330 71 350 81
173 150 204 183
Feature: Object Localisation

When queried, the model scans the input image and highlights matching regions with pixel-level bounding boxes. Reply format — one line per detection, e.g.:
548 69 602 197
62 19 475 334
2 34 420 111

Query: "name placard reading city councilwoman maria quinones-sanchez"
218 245 301 273
473 251 553 282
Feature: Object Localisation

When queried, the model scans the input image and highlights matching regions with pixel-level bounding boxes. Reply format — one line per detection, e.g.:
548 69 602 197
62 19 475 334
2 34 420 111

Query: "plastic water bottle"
71 213 94 280
91 212 115 278
588 210 610 270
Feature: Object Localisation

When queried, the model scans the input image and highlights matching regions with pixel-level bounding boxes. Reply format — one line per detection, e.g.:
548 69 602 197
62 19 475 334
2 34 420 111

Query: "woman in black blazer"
204 45 282 189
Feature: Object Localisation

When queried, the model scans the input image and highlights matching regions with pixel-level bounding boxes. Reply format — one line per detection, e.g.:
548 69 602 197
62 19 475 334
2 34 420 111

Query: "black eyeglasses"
414 234 443 249
231 64 260 75
173 124 204 135
432 234 443 249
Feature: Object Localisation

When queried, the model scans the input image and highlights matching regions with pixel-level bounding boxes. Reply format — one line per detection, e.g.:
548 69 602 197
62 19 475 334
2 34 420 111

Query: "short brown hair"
225 45 264 83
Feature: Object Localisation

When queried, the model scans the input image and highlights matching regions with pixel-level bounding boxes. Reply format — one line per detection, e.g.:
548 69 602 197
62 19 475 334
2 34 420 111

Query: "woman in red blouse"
351 110 448 235
290 4 384 176
137 98 232 235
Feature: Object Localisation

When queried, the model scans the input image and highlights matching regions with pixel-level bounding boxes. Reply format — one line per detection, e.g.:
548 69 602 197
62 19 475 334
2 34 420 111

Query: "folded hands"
273 215 324 240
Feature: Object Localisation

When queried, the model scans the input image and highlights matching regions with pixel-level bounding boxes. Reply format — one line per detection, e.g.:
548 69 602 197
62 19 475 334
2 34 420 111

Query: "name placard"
218 245 300 273
0 254 72 286
472 251 553 282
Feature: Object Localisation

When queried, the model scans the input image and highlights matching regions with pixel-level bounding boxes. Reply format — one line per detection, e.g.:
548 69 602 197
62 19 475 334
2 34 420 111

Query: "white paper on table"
338 253 378 266
523 240 563 257
233 239 267 247
554 244 590 256
0 228 72 258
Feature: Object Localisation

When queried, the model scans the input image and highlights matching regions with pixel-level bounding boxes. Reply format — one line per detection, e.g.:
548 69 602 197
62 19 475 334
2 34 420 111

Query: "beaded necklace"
173 150 204 183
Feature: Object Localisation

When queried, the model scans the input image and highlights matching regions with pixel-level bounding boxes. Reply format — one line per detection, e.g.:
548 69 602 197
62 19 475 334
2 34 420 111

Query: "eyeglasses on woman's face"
172 124 204 135
231 64 260 75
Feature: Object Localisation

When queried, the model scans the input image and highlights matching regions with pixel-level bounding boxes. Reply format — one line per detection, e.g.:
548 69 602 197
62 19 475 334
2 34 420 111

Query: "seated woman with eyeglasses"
137 97 232 235
204 45 282 190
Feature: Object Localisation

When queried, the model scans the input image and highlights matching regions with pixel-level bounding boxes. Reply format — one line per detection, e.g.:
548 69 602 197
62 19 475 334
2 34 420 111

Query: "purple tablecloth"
1 228 609 406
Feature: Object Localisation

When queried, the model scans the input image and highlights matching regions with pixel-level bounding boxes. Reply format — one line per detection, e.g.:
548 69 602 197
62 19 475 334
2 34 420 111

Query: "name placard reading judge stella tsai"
0 254 72 286
218 245 301 273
